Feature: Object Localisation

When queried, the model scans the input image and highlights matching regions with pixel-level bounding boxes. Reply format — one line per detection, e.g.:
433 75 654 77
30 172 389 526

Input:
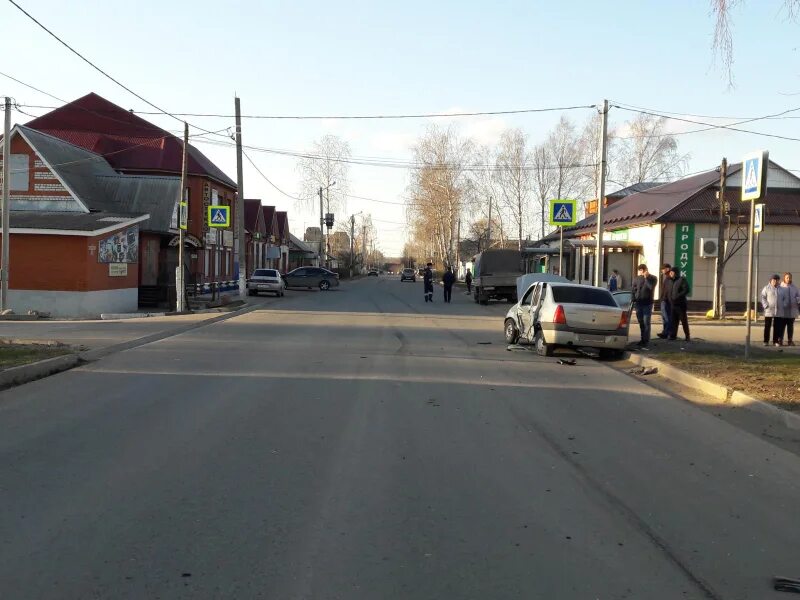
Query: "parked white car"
503 281 631 358
247 268 285 297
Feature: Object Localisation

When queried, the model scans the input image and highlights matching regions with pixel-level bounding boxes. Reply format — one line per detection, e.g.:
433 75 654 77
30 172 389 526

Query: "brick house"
23 93 239 303
0 124 179 316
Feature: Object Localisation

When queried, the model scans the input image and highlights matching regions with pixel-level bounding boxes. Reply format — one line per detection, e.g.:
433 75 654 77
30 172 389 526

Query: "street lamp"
318 181 336 267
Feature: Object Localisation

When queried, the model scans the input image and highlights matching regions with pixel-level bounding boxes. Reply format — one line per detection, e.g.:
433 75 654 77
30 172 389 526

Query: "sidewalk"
0 313 225 351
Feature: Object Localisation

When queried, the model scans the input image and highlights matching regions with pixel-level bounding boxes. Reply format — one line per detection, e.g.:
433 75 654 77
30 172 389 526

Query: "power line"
7 0 186 125
11 102 598 121
612 105 800 143
611 99 800 122
242 150 302 201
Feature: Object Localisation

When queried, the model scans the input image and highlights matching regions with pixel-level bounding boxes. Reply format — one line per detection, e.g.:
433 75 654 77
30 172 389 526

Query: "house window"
10 154 30 191
584 252 591 281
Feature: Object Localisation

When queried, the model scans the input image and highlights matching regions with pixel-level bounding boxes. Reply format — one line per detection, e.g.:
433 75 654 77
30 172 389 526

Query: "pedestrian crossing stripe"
208 205 231 228
549 199 577 226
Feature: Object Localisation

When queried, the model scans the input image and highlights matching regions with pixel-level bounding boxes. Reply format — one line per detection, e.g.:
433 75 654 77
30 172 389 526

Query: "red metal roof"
243 199 263 233
261 206 277 235
276 211 289 240
25 93 236 189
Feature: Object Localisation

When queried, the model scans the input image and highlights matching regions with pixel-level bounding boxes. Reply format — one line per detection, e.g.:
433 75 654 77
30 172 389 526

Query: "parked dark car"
284 267 340 291
368 269 379 277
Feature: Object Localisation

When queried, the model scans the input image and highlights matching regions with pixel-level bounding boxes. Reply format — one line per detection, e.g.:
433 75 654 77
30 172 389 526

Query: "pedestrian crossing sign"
549 199 577 226
208 205 230 228
741 151 768 201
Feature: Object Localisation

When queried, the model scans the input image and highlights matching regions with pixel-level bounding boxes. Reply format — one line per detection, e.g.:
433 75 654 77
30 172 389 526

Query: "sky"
2 0 799 256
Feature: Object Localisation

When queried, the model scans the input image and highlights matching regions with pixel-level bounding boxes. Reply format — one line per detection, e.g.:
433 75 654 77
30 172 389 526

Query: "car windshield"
551 286 617 307
253 269 278 277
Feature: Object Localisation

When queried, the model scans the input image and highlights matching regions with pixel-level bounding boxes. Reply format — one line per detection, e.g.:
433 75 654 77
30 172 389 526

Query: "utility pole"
487 196 492 249
235 97 247 298
349 215 355 278
1 97 11 312
456 217 461 277
594 99 609 287
362 224 367 270
318 186 324 267
176 122 189 312
713 158 727 319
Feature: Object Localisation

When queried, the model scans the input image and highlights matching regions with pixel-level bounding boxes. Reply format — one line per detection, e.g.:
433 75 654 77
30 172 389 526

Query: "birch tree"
495 129 533 250
296 134 351 217
405 125 473 268
531 143 556 240
616 114 688 185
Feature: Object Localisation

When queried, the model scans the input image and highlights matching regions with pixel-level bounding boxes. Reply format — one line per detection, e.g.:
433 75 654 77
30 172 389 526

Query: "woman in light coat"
760 274 781 346
779 272 800 346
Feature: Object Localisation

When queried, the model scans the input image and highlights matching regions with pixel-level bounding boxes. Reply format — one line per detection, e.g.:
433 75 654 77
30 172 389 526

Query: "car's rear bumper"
545 328 628 350
248 282 283 291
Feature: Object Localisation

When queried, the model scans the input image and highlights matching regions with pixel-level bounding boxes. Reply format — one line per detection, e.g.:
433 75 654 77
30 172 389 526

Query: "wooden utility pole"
487 196 492 249
713 158 727 318
176 122 189 312
318 187 324 266
235 97 246 296
1 97 11 311
349 214 355 278
594 99 609 287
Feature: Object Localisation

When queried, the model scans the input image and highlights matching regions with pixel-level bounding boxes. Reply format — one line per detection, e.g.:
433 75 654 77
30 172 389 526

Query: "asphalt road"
1 276 799 599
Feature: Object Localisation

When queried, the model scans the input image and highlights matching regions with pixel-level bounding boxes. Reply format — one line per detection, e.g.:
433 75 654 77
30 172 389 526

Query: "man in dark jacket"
465 269 472 294
668 267 691 341
631 263 658 347
423 262 434 303
442 266 455 303
657 263 673 339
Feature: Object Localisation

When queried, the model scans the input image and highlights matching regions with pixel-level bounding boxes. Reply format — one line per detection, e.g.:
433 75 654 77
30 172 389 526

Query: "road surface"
1 276 798 599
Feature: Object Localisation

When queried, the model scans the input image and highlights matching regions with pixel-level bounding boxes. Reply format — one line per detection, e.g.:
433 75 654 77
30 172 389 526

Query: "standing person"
423 262 434 303
442 266 455 303
465 269 472 294
657 263 673 339
608 269 620 292
668 267 690 342
760 274 781 346
779 272 800 346
631 263 658 348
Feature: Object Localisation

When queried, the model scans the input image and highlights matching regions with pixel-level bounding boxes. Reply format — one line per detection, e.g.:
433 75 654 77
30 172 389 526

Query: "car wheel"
319 280 330 291
534 330 554 356
504 319 519 344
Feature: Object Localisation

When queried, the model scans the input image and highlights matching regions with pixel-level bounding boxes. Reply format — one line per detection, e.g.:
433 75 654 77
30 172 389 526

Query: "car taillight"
553 305 567 325
619 311 629 328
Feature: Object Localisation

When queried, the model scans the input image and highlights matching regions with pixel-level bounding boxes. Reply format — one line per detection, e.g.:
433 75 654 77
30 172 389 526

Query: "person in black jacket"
442 266 455 303
423 262 434 303
465 269 472 294
631 263 658 347
657 263 673 339
668 267 691 341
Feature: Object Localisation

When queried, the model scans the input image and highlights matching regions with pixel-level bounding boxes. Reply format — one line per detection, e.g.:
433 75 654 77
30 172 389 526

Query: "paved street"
1 276 799 599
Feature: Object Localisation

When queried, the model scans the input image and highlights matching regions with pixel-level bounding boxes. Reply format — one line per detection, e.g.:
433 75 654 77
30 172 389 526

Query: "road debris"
629 366 658 376
774 576 800 593
477 341 492 345
558 359 577 366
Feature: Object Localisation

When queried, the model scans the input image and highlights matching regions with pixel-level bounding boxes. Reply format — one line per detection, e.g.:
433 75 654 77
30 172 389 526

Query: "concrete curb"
79 302 262 363
0 353 80 390
625 351 800 431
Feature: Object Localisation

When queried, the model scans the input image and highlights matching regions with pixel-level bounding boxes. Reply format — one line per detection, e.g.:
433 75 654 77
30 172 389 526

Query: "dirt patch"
642 339 800 411
0 345 73 370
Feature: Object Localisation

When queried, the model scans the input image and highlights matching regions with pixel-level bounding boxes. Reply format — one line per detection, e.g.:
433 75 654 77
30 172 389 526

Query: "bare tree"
531 143 556 240
616 114 689 185
543 116 584 233
296 134 351 218
712 0 799 86
577 112 615 203
405 125 473 268
495 129 534 250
